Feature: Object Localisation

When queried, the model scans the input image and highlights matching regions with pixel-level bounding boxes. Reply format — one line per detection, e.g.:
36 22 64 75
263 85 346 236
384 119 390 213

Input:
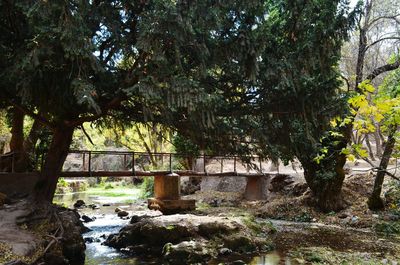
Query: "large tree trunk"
302 153 347 212
3 107 25 172
34 126 74 202
15 119 43 171
368 125 397 210
9 107 24 153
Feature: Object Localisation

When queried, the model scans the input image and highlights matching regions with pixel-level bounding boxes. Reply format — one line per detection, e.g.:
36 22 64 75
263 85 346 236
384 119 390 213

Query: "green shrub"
140 177 154 198
293 211 313 222
104 183 114 190
374 221 400 235
77 181 89 192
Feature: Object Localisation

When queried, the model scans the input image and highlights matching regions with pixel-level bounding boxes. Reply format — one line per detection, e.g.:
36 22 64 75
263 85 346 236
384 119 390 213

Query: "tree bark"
374 128 383 158
302 153 347 212
15 119 43 171
9 107 24 153
365 134 375 161
368 125 397 210
34 126 74 202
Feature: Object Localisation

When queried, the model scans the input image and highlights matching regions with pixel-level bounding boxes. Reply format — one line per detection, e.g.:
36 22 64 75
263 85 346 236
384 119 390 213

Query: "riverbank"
1 175 399 265
0 199 86 265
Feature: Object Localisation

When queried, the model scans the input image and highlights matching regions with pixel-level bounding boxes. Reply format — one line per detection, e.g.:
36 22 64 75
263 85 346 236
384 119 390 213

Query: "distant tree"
341 0 400 159
363 70 400 209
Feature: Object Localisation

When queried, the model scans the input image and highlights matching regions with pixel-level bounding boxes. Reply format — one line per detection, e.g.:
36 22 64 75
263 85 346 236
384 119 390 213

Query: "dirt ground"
187 163 400 264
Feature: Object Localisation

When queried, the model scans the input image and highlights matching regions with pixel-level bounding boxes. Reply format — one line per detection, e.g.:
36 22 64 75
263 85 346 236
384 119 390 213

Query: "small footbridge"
1 150 278 213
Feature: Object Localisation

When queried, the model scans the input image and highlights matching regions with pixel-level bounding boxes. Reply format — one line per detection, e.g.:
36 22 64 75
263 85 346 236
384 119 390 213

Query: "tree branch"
80 124 94 146
11 103 56 130
365 37 400 51
64 95 126 127
368 14 400 28
363 157 400 181
365 58 400 81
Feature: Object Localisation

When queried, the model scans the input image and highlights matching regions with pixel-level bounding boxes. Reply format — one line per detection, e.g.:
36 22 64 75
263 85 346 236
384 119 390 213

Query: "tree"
0 0 266 202
364 71 400 209
341 0 400 159
251 0 358 211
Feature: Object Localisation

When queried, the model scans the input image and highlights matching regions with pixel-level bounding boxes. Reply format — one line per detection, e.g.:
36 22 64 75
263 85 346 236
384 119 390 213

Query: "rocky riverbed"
105 213 275 264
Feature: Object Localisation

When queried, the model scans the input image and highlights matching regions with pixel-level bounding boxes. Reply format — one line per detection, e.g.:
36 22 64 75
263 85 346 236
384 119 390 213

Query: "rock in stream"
105 213 274 264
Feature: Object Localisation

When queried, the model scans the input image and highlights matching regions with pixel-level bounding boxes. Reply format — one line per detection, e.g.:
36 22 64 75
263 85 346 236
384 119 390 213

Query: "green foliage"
0 110 10 153
172 134 200 157
345 71 400 160
104 183 114 190
140 177 154 198
57 178 68 188
293 211 313 223
374 221 400 235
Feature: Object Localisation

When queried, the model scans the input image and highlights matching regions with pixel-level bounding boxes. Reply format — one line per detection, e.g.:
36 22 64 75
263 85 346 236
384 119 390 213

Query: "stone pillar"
148 173 196 214
244 175 270 201
154 174 180 200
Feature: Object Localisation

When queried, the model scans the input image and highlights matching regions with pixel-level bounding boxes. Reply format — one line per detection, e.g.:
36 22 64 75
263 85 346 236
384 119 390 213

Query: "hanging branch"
80 124 94 146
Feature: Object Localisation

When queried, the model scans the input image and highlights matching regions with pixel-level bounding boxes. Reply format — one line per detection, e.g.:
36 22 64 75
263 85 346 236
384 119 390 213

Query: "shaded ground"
0 201 41 263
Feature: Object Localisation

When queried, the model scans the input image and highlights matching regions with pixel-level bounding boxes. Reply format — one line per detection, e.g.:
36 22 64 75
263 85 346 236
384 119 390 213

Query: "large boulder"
268 174 295 192
180 177 201 195
163 240 215 264
58 210 86 265
105 214 274 263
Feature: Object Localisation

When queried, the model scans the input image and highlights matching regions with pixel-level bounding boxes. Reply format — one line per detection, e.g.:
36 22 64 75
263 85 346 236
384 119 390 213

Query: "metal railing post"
203 155 206 174
132 152 135 176
169 153 172 172
82 153 86 171
88 151 92 177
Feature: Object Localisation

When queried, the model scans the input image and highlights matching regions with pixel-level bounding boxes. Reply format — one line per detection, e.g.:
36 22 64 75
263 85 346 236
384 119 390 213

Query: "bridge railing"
1 149 269 176
64 150 268 175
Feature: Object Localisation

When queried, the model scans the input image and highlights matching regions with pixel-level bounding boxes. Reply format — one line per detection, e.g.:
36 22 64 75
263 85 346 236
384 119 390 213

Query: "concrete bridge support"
244 175 270 201
148 173 196 214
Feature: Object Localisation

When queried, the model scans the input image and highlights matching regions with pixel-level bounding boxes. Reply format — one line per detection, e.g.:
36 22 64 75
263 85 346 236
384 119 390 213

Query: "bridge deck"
0 171 270 178
1 150 271 177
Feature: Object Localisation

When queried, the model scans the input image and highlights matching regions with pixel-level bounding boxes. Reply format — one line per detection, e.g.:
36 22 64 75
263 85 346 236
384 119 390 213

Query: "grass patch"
242 215 277 235
289 247 399 265
374 221 400 235
85 186 141 197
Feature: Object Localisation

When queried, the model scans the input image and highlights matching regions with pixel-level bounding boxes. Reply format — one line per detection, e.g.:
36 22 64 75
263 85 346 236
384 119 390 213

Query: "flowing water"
54 190 291 265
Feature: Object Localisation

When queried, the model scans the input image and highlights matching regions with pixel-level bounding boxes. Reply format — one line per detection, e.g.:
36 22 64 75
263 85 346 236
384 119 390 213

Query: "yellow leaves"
352 144 368 158
347 154 356 162
340 148 356 162
330 118 337 128
358 80 375 94
348 94 368 109
329 116 353 128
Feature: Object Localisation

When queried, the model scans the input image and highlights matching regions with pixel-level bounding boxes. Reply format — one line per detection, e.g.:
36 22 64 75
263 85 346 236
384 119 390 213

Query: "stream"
53 190 400 264
54 190 287 265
